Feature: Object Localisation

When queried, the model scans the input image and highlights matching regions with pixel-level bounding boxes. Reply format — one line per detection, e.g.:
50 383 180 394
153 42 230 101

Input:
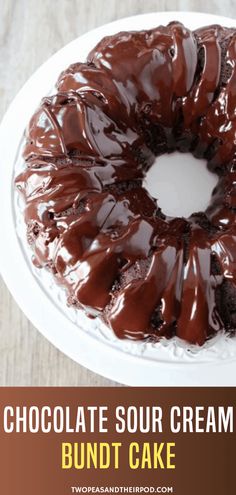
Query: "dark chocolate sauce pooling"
16 22 236 345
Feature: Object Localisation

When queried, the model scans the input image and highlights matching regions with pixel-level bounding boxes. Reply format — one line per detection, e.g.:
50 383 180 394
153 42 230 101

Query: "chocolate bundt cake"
16 22 236 345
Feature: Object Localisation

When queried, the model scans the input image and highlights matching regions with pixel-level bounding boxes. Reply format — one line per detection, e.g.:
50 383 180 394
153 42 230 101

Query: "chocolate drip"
16 22 236 345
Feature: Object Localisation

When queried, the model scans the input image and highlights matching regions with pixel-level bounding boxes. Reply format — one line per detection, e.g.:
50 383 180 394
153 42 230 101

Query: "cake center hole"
144 152 218 217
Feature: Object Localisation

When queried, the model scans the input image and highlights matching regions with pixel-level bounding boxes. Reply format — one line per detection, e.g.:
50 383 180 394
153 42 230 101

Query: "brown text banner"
0 387 235 495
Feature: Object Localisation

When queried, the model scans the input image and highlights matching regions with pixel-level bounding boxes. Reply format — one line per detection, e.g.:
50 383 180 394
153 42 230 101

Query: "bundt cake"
16 22 236 345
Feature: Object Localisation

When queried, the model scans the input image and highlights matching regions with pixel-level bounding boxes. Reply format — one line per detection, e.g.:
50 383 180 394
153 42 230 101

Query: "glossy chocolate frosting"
16 22 236 345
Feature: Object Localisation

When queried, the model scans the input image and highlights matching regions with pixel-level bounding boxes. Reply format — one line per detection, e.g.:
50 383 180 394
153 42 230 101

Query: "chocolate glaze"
16 22 236 345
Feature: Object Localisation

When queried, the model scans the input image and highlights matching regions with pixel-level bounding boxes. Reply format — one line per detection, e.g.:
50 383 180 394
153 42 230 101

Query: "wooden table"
0 0 235 385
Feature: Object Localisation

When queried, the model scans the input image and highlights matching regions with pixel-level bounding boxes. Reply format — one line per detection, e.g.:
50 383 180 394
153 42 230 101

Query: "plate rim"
1 11 236 386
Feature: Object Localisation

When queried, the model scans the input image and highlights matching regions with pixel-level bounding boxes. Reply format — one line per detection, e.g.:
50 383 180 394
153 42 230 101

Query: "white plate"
1 11 236 386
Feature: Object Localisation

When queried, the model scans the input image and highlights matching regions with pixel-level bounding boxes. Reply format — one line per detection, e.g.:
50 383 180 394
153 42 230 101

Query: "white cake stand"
1 11 236 385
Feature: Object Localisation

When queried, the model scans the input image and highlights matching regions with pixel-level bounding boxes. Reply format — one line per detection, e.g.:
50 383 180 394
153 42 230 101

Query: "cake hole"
144 152 218 218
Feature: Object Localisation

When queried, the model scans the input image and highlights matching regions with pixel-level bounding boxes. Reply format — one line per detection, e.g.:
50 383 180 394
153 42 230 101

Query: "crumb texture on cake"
15 22 236 345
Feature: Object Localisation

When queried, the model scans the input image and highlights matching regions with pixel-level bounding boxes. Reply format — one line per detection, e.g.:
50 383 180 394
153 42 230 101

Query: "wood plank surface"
0 0 235 385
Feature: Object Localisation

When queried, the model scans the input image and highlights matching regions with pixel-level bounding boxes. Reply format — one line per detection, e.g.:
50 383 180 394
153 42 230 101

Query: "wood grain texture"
0 0 235 386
